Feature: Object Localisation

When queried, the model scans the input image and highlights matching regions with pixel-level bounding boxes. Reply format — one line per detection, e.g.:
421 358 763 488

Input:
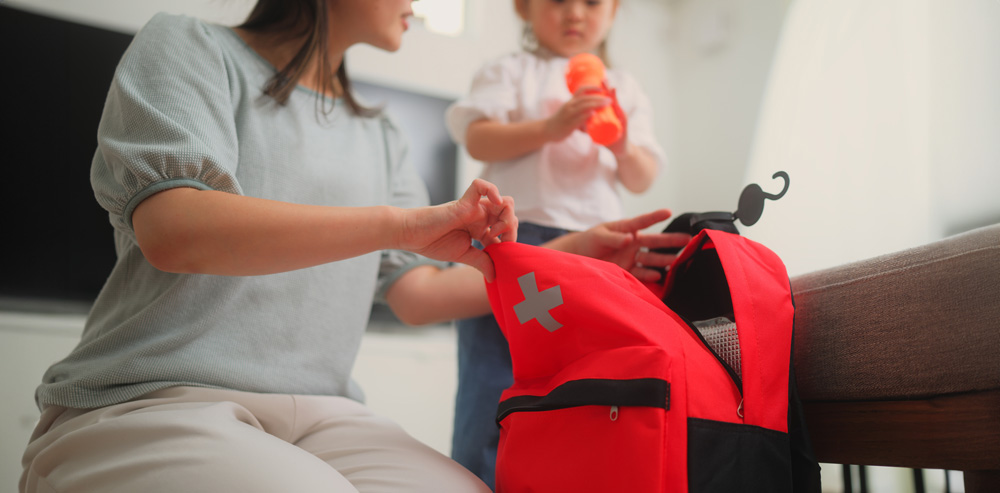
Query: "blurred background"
2 1 997 491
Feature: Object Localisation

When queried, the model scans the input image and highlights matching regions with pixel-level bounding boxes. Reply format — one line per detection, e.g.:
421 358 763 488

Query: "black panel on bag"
664 247 734 324
688 418 793 493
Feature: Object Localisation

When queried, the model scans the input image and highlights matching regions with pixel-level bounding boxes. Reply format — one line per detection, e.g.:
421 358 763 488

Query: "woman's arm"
386 208 691 325
133 179 516 280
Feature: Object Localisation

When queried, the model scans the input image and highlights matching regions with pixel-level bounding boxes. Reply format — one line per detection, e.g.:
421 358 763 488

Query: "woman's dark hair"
239 0 379 117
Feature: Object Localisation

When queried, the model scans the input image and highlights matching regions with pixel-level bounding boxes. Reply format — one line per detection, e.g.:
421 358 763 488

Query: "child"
445 0 667 487
18 1 686 491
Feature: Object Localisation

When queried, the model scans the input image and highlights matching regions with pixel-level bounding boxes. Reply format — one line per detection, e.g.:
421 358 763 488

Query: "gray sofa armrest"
791 223 1000 402
789 223 1000 486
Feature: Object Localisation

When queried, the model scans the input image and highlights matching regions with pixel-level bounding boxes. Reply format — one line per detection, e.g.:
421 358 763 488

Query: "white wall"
660 0 789 215
742 0 1000 276
928 0 1000 237
743 0 933 275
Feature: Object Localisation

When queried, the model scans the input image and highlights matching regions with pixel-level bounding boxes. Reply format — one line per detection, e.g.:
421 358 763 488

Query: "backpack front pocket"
496 378 670 493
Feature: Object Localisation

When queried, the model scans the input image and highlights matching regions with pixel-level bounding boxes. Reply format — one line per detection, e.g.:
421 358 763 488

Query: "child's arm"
384 264 492 325
606 88 660 194
612 141 659 194
464 89 613 162
385 209 691 325
132 179 516 281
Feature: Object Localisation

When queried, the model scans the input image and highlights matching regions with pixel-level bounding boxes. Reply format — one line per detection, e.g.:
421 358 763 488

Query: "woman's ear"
513 0 530 21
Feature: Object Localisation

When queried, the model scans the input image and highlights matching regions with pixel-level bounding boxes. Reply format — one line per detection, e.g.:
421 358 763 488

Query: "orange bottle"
565 53 623 146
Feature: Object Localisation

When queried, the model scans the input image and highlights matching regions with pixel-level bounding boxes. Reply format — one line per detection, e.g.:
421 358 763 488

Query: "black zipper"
496 378 670 424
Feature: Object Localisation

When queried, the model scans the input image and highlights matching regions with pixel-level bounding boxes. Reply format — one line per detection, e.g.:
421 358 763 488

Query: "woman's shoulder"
110 13 242 103
130 13 226 56
138 12 211 38
115 12 245 85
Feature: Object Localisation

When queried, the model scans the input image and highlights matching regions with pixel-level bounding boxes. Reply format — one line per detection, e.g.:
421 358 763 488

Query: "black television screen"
0 6 457 312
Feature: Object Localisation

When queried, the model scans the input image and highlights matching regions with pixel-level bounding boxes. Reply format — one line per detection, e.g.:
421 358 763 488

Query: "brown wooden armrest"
803 389 1000 492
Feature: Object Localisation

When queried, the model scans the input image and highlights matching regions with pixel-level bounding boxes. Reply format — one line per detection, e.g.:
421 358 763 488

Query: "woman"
20 1 686 491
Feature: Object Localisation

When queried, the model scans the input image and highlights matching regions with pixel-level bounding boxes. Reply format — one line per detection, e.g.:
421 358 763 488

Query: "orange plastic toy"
565 53 623 146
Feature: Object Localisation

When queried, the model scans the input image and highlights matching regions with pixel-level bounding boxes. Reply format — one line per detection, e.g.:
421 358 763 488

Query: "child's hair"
239 0 379 117
516 0 613 65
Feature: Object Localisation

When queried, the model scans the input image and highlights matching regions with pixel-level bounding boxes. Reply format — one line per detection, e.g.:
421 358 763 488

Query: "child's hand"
397 179 517 282
603 85 631 155
565 209 691 282
545 86 613 142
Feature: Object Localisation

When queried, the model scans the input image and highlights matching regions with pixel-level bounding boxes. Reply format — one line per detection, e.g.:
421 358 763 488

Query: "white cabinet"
0 310 459 491
0 312 84 493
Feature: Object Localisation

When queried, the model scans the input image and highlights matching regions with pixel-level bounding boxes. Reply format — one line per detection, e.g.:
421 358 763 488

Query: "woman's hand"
396 179 517 282
546 209 691 282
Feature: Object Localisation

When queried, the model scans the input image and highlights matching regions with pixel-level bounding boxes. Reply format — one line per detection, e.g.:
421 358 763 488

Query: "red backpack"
484 227 820 492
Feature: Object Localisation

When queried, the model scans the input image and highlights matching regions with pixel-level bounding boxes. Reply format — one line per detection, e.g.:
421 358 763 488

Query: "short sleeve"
380 116 429 211
373 116 447 303
90 14 241 233
614 71 667 172
445 56 521 145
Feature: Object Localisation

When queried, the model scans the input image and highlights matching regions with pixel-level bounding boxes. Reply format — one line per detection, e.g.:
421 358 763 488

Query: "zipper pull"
737 399 744 419
610 405 619 421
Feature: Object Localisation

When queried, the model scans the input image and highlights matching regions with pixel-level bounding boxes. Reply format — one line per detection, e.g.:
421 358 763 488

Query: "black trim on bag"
786 280 823 492
664 236 745 395
496 378 670 423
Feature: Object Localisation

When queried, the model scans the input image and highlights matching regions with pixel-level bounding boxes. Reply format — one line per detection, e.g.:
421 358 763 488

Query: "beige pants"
20 386 490 493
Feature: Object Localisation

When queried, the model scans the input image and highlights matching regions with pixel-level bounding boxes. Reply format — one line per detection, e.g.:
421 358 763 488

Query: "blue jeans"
451 222 569 491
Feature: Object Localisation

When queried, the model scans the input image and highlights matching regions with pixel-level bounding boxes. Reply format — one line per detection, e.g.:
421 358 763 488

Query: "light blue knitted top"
36 13 434 409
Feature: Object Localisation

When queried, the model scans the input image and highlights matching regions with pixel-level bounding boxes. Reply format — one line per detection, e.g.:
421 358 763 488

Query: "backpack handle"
734 171 790 227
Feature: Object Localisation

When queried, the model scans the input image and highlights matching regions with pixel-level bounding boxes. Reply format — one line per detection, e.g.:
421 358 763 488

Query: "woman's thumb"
462 249 496 283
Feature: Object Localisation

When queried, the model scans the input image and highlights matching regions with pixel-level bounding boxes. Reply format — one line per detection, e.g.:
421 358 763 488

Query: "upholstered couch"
790 223 1000 491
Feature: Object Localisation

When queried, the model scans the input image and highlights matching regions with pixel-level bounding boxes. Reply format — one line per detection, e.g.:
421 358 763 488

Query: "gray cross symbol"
513 272 563 332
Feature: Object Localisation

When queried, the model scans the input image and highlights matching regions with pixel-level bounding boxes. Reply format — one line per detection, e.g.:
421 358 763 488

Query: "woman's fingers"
475 195 516 245
465 178 502 206
494 196 517 242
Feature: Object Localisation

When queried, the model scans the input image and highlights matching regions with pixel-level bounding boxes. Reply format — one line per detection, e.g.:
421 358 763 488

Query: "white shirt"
447 51 666 231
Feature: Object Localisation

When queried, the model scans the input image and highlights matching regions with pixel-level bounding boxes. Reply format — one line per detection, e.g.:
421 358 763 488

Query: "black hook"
734 171 789 227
